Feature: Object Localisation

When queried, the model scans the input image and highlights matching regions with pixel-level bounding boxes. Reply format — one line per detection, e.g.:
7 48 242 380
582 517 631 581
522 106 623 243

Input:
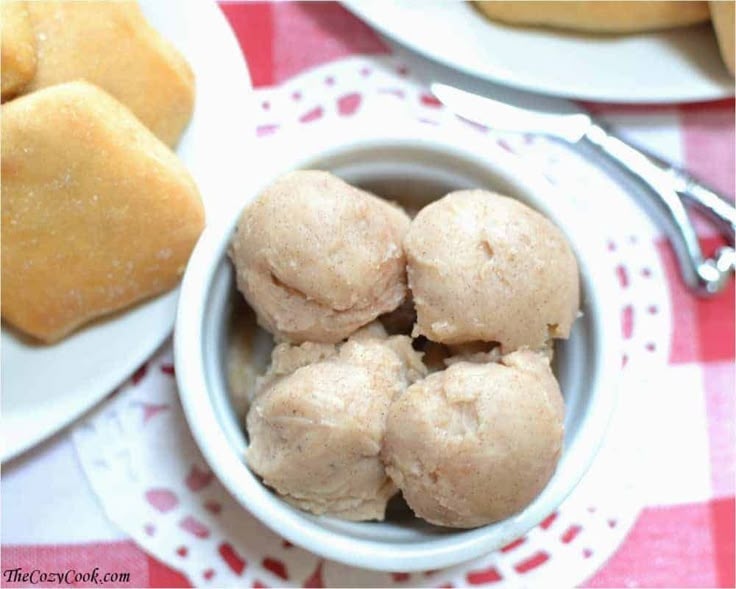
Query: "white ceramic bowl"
174 121 620 572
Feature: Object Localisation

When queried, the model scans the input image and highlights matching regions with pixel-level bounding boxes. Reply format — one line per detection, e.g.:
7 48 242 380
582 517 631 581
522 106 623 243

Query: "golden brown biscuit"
1 1 37 100
710 1 735 75
1 81 205 343
474 1 710 33
23 1 194 146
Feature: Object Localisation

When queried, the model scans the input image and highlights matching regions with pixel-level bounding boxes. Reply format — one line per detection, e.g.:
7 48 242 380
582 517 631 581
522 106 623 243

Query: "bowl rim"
174 119 622 571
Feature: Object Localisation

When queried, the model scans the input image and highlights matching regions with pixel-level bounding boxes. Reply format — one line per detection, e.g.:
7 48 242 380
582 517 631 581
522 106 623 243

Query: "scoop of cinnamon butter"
383 349 564 528
246 324 425 521
404 190 579 352
229 171 410 344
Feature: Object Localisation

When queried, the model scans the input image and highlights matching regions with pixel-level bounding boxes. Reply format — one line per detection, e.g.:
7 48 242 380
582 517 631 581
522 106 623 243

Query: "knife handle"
621 140 736 238
677 180 736 238
581 122 734 297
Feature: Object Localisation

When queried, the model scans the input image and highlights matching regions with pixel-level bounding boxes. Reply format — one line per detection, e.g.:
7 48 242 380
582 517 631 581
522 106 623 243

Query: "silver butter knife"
432 83 735 297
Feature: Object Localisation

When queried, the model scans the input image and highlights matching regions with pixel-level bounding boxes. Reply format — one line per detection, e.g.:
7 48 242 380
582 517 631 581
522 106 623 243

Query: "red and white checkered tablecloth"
2 3 734 588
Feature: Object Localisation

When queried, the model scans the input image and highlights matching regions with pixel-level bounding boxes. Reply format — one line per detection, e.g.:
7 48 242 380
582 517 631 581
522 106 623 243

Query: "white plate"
343 0 734 103
1 0 253 463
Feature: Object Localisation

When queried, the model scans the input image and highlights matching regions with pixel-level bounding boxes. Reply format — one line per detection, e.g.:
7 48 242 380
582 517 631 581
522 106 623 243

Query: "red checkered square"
220 2 275 88
679 100 736 199
586 500 734 588
1 541 150 588
711 497 736 589
222 3 388 89
657 237 735 365
271 2 387 85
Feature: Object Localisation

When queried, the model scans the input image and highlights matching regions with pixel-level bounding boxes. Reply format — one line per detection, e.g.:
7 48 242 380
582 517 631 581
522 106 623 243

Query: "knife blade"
431 82 735 295
432 82 736 234
432 82 593 143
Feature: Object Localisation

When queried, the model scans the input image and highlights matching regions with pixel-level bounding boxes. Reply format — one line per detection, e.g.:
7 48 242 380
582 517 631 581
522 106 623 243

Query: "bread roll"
23 1 194 146
1 81 205 343
710 1 735 75
1 0 36 100
474 1 710 33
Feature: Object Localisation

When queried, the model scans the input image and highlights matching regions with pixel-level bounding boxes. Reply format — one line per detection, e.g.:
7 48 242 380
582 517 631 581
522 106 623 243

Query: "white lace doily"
73 56 671 587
